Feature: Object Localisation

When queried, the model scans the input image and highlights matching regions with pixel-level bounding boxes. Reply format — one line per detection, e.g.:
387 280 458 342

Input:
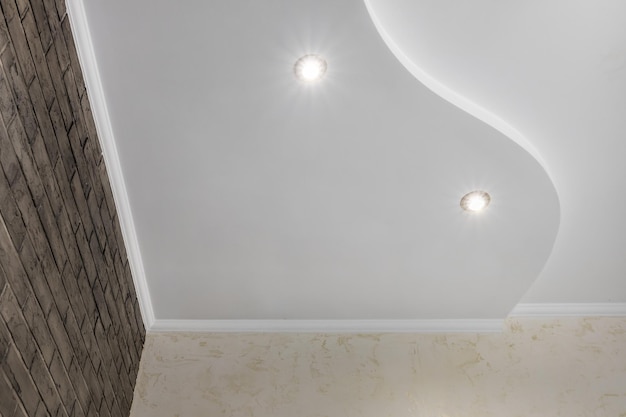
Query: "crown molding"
152 305 626 333
510 303 626 317
66 0 155 329
150 319 505 333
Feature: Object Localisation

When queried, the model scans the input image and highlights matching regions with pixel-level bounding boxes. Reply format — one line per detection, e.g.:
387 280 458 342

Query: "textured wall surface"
132 318 626 417
0 0 145 416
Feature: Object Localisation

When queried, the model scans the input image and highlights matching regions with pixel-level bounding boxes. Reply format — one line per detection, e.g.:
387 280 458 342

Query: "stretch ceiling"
73 0 626 328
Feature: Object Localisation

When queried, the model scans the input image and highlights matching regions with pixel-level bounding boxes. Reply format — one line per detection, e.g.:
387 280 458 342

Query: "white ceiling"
72 0 626 328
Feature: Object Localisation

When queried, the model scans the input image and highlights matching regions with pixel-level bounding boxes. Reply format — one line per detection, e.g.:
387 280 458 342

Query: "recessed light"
294 54 327 82
460 190 491 212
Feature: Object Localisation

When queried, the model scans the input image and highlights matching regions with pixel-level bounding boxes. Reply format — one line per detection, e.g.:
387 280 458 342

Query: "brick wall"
0 1 145 416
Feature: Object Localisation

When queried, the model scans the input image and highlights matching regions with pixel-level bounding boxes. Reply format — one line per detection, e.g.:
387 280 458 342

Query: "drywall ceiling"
72 0 626 328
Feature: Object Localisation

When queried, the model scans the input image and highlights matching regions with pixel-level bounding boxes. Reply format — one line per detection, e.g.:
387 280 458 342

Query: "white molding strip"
150 319 504 333
66 0 155 329
510 303 626 317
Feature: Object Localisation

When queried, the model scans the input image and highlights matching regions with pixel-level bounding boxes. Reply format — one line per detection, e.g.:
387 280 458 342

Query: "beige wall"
131 318 626 417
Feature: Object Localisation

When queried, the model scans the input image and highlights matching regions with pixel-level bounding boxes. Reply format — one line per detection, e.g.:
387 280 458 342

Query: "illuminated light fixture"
460 190 491 212
294 54 327 82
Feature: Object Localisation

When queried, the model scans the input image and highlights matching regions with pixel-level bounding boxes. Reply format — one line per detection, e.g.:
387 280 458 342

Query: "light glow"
294 55 327 82
460 190 491 212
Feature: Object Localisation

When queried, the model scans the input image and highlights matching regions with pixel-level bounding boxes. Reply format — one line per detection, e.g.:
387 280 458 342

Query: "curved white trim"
66 0 155 329
363 0 555 185
150 319 504 333
510 303 626 317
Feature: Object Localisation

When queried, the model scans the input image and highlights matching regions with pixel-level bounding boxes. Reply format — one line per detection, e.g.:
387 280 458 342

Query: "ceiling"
69 0 626 329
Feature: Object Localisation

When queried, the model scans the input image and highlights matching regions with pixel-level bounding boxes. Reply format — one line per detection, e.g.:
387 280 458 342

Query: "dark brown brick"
18 236 53 315
13 402 29 417
0 7 10 53
0 61 17 125
103 282 121 337
28 73 59 162
111 215 127 266
61 306 86 368
46 307 73 367
53 158 79 232
46 268 71 323
91 279 111 332
21 294 55 365
31 134 62 217
79 318 101 375
49 99 74 175
54 0 65 21
98 163 116 219
0 116 22 188
76 270 97 332
87 190 105 252
0 43 38 142
45 44 71 129
98 400 111 417
0 369 18 417
28 0 53 51
0 215 30 307
66 121 90 197
4 117 46 207
29 352 61 416
55 207 80 276
112 250 130 309
66 358 90 413
59 18 82 99
0 0 35 85
59 266 88 333
36 202 67 273
0 166 27 250
93 319 113 377
21 9 55 109
108 396 123 417
48 351 74 408
53 402 69 417
0 285 36 367
34 401 51 417
81 100 101 166
49 36 68 80
83 148 104 226
63 70 86 143
74 225 95 286
99 365 115 413
81 362 102 412
68 161 92 238
0 290 13 359
15 0 28 19
2 343 41 415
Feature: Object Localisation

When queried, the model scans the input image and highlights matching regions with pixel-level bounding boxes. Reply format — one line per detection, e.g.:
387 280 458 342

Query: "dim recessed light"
460 190 491 212
294 54 327 82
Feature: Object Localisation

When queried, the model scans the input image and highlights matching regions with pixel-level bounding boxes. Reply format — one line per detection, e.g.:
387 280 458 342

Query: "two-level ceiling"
69 0 626 329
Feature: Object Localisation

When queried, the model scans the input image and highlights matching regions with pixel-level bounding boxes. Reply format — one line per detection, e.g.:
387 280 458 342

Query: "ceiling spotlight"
294 54 327 82
460 190 491 212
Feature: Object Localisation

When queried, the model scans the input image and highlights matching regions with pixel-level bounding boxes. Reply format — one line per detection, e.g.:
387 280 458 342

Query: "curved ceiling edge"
363 0 556 190
363 0 561 305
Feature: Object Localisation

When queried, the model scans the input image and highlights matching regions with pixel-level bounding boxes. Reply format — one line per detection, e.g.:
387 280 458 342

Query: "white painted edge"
66 0 155 329
150 319 505 333
152 304 626 332
362 0 556 188
510 303 626 317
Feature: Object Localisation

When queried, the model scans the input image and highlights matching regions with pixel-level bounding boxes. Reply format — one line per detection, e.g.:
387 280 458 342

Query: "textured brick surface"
0 1 145 416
